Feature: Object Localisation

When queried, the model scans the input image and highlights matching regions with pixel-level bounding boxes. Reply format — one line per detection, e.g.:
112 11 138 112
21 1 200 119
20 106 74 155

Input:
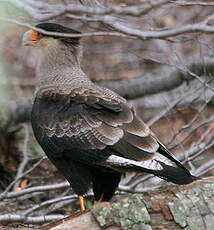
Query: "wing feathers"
97 107 133 127
122 115 150 137
123 132 159 153
33 86 196 185
113 139 154 160
96 123 124 144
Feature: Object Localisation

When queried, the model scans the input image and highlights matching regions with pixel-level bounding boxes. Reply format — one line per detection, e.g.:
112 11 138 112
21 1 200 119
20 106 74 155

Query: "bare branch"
99 17 214 39
194 159 214 176
0 17 130 38
8 0 172 18
5 1 214 40
168 115 214 149
187 138 214 164
23 194 77 216
146 85 207 126
98 57 214 99
0 181 69 200
0 214 66 224
176 1 214 6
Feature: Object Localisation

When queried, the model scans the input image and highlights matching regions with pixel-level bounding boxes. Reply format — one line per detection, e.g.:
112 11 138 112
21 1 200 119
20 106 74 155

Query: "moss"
168 180 214 230
168 200 187 228
92 180 214 230
92 194 151 230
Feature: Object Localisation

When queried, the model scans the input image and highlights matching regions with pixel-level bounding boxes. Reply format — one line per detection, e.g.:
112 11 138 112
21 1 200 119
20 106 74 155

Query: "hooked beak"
22 30 41 46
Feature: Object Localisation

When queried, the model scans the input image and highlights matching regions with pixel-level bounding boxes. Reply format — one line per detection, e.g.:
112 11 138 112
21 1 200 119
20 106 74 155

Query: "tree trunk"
42 178 214 230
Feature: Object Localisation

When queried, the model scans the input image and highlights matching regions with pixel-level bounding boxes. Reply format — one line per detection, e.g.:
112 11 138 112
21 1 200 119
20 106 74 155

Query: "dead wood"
42 177 214 230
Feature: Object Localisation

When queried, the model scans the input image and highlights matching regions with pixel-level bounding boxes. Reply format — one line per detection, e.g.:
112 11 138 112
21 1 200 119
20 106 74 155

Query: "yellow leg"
79 195 85 212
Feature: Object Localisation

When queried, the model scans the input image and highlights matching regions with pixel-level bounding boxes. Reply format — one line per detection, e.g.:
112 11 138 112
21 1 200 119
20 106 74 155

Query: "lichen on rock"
92 194 151 230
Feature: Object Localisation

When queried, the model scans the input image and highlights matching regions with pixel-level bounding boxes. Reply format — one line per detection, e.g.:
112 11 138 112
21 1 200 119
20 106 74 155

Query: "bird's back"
25 22 196 203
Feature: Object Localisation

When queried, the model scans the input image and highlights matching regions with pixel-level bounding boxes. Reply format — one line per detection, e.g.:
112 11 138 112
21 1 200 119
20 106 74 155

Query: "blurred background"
0 0 213 228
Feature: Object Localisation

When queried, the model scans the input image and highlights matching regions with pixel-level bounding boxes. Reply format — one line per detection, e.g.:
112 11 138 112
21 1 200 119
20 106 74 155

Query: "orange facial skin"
22 29 42 46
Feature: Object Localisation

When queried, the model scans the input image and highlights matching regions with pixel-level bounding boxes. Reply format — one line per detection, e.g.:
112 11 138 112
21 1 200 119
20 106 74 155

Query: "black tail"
101 147 198 186
127 160 198 185
152 160 198 185
156 144 198 184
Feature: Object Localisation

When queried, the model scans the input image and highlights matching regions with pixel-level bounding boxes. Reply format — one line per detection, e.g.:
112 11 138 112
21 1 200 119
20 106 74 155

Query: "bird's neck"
36 43 91 88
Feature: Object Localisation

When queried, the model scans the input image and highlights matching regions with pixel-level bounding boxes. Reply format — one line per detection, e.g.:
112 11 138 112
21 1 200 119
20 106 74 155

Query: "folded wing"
32 86 196 185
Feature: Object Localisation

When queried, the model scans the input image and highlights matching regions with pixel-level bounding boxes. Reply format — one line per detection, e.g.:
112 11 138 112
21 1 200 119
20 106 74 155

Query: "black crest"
36 23 81 46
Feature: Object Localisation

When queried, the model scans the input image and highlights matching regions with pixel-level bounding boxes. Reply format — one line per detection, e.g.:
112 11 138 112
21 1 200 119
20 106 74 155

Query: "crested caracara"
22 23 197 211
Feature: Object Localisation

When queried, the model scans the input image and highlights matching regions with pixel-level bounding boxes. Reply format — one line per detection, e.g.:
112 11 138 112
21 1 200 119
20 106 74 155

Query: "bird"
22 23 197 212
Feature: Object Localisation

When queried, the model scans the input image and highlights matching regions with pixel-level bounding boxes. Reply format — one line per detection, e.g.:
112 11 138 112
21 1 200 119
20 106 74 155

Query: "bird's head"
22 23 83 71
22 23 81 48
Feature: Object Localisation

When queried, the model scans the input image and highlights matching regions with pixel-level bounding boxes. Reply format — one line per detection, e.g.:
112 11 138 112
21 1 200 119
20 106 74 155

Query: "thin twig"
193 159 214 176
0 181 69 200
23 194 77 216
12 124 30 190
0 157 45 200
168 115 214 149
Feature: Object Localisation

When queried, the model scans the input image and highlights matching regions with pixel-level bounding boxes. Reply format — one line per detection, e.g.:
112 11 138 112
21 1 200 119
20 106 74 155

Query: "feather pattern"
32 86 195 176
29 23 196 201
